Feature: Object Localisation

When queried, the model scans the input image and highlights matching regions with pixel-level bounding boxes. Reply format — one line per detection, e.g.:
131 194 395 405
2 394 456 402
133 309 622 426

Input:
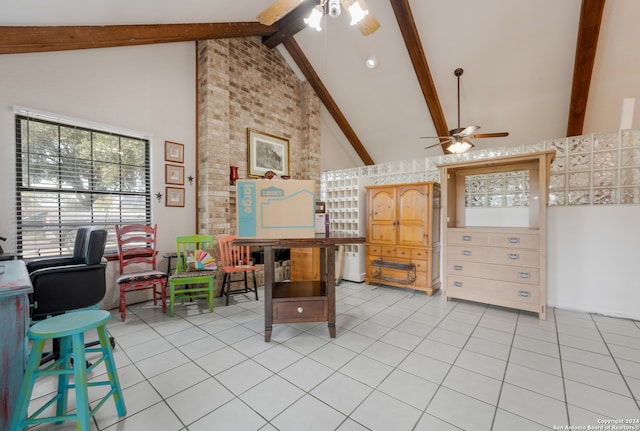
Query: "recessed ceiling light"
365 55 379 69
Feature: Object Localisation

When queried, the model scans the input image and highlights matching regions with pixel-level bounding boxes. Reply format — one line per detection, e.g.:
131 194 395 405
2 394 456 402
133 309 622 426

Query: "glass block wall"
321 129 640 207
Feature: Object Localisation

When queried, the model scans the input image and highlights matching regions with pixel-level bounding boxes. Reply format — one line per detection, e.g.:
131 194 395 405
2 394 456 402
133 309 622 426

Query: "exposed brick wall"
196 37 321 288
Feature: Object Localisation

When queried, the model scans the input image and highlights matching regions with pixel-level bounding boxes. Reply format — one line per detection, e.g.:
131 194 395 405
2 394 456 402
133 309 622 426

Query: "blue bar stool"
10 309 126 430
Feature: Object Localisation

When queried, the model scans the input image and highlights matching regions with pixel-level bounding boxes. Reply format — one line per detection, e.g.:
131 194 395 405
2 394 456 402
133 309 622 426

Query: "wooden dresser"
438 151 555 319
365 182 441 295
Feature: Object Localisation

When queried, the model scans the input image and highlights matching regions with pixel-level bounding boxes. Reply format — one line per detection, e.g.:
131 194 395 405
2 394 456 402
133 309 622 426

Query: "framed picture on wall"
165 141 184 163
165 164 184 185
247 129 290 178
166 187 184 207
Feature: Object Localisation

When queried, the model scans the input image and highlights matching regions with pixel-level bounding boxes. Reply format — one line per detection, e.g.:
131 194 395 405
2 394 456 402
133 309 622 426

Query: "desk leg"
264 246 274 342
326 245 336 338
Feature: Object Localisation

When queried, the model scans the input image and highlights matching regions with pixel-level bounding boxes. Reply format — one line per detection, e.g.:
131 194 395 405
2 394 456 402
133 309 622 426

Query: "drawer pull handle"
462 250 472 256
508 237 520 244
297 307 304 313
518 290 531 298
462 235 472 241
453 265 463 271
454 281 463 287
518 272 531 279
508 253 520 260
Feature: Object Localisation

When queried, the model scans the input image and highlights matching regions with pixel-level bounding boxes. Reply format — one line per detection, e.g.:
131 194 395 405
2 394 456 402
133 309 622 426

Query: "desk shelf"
273 280 326 298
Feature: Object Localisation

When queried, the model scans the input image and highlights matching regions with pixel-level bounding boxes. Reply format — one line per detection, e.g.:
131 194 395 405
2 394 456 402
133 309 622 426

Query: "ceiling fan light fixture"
348 0 369 26
305 5 324 31
447 138 474 154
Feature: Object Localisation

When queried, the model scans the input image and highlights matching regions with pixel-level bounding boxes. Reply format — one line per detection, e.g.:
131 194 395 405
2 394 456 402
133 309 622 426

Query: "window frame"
14 109 152 259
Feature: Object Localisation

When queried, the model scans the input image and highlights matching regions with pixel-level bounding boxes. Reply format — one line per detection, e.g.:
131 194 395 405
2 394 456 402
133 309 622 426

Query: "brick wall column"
197 39 233 237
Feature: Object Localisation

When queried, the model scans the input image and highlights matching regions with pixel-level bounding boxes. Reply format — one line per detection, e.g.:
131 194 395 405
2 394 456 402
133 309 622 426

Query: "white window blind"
15 109 152 258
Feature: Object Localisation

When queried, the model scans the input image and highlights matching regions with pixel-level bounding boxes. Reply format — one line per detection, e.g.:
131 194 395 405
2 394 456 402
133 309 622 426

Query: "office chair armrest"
30 262 107 319
27 256 76 273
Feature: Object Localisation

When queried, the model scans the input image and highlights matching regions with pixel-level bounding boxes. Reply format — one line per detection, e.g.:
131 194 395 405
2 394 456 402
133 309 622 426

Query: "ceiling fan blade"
423 142 444 150
458 125 480 137
357 12 380 36
420 136 454 141
471 132 509 138
257 0 304 26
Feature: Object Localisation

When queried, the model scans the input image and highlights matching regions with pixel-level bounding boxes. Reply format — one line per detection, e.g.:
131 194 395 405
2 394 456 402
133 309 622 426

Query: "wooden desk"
0 260 33 430
234 234 365 342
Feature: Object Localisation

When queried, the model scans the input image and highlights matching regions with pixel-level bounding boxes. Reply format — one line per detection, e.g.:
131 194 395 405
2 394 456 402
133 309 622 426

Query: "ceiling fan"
422 68 509 153
257 0 380 36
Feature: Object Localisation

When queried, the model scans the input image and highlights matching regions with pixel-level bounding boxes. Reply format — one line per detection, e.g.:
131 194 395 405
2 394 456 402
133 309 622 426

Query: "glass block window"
321 130 640 208
464 171 529 208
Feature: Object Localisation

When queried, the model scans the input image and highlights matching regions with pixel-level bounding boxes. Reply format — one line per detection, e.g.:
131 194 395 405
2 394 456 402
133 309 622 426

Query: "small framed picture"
315 201 326 213
165 164 184 185
165 141 184 163
166 187 185 207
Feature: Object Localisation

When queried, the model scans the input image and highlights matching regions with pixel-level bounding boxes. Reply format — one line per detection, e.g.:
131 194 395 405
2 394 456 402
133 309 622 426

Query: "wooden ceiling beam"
0 22 276 55
262 0 316 49
283 37 375 166
566 0 606 137
389 0 450 153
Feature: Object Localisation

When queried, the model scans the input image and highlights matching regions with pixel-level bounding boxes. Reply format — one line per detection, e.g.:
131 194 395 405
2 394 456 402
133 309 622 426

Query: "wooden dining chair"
115 224 167 321
218 235 258 305
168 235 215 317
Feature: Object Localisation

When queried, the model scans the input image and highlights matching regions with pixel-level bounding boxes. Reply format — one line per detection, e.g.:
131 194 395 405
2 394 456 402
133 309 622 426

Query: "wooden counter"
234 234 365 342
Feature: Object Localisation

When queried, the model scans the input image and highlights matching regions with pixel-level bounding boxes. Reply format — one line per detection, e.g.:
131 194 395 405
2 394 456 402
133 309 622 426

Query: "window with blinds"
15 112 151 258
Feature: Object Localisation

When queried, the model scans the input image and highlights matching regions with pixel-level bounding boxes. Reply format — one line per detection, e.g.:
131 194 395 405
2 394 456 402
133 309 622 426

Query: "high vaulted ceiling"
1 0 639 165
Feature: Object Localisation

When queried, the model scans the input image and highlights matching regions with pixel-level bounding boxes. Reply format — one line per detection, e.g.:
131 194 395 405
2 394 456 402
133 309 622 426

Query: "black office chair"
27 226 111 364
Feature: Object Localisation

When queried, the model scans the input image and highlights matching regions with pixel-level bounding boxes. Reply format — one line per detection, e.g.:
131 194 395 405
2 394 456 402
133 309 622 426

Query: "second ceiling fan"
422 68 509 154
257 0 380 36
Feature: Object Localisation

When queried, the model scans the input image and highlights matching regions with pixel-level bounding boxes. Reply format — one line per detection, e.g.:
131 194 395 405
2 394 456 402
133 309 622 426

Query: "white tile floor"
29 282 640 431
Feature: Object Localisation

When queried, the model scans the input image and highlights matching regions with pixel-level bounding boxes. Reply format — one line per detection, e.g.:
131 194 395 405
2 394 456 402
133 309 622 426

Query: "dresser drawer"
447 245 491 263
488 232 539 249
488 248 539 266
447 261 539 285
395 247 412 259
367 245 382 256
446 275 540 305
448 246 539 267
273 298 327 323
381 246 396 258
412 258 430 272
411 248 429 260
447 230 489 246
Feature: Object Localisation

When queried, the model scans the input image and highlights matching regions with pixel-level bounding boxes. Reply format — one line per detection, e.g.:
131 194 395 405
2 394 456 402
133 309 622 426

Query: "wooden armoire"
365 182 441 295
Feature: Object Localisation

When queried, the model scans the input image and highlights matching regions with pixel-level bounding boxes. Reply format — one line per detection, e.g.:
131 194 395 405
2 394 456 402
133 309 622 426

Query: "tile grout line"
554 307 572 427
590 313 640 411
488 309 518 431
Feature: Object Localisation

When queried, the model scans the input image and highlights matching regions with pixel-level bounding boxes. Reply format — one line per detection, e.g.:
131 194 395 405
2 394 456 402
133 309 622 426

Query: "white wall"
0 43 197 308
547 205 640 320
0 42 196 256
320 107 363 172
584 0 640 133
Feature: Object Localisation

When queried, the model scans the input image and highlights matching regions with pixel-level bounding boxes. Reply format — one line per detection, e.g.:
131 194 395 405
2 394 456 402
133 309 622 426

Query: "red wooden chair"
218 235 258 305
115 224 167 320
